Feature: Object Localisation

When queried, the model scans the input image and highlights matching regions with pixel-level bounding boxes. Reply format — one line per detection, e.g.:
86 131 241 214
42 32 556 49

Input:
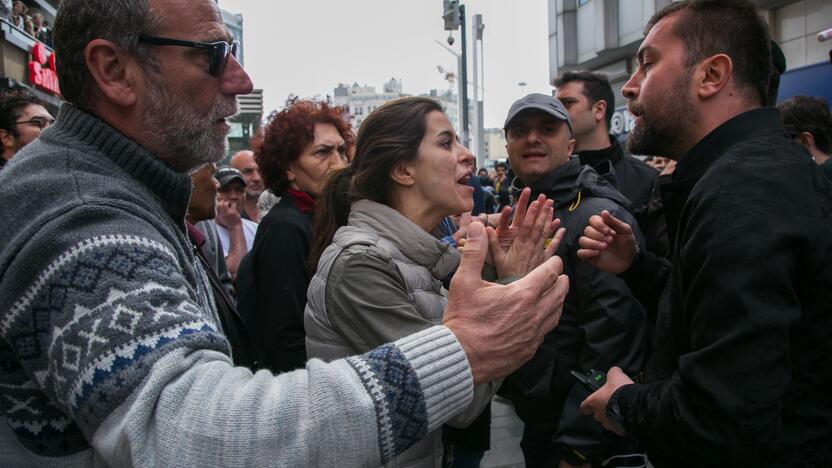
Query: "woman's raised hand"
488 187 565 278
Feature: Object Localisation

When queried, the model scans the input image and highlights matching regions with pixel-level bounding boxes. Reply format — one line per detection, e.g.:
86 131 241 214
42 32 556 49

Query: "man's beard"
142 77 238 173
627 73 699 159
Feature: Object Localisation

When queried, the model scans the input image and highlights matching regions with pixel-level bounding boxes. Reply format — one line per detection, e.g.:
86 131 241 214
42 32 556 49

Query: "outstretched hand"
489 188 564 278
444 221 570 384
576 210 637 274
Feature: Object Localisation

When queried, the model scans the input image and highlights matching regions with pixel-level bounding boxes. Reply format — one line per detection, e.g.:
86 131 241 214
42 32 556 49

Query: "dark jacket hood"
509 158 631 210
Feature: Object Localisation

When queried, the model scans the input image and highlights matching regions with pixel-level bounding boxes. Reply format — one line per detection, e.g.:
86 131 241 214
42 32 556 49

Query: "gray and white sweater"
0 104 474 467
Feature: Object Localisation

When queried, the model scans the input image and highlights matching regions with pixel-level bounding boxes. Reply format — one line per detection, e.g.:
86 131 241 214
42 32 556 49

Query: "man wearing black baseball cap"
499 93 648 468
210 166 258 279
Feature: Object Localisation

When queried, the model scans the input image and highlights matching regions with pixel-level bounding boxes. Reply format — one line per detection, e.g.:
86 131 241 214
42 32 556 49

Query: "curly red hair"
255 96 354 196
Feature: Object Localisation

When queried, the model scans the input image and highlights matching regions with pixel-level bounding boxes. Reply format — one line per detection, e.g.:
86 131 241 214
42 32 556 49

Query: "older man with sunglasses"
0 89 53 171
0 1 570 467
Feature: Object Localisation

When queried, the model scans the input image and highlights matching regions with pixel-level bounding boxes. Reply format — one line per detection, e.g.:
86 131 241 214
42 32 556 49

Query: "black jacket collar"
672 107 785 185
577 134 624 167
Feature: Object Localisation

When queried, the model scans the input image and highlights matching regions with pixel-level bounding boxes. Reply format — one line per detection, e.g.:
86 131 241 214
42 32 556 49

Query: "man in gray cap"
499 93 648 468
210 166 258 279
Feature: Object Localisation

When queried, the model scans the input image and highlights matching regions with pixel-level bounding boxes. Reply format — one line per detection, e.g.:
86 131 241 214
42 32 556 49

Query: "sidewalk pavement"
481 396 525 468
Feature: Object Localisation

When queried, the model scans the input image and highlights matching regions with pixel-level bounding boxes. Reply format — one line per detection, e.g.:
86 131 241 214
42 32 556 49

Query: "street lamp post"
443 0 469 149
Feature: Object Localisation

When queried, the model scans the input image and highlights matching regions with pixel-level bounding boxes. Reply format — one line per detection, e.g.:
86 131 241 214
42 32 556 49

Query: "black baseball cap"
215 166 246 189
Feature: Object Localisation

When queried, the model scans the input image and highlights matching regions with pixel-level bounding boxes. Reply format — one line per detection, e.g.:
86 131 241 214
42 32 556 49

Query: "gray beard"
142 79 237 173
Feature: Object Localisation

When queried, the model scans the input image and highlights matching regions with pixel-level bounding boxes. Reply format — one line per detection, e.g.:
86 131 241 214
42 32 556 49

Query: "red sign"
28 42 60 96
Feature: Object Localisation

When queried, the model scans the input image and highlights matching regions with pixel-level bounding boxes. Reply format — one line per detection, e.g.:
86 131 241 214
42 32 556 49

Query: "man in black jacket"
555 71 657 215
578 1 832 466
500 93 648 468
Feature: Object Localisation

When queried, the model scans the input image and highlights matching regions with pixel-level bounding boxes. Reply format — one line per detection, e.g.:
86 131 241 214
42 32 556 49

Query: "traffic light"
443 0 460 30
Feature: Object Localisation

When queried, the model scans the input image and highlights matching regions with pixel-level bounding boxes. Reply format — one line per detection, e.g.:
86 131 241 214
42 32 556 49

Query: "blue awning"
777 59 832 107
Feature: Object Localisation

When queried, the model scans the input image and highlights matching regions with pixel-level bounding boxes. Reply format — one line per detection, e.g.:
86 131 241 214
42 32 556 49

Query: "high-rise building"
548 0 832 140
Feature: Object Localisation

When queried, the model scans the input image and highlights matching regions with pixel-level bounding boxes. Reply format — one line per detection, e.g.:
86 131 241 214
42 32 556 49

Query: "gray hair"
53 0 161 109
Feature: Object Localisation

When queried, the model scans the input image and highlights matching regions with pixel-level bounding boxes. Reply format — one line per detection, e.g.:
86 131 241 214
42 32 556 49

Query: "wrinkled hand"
576 210 637 274
214 197 242 229
579 367 633 436
444 222 570 384
489 189 564 278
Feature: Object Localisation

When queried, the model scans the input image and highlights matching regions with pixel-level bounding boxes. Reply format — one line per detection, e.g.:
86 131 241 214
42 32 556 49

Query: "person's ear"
84 39 144 107
390 161 416 187
567 138 576 157
0 129 16 151
696 54 732 99
798 131 816 151
593 100 607 124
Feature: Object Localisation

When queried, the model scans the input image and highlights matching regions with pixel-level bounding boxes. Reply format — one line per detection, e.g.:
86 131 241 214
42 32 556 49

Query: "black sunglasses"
137 36 240 77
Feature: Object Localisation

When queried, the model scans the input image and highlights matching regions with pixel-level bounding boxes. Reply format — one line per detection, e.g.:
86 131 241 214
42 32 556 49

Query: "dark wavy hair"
255 96 354 196
308 96 444 272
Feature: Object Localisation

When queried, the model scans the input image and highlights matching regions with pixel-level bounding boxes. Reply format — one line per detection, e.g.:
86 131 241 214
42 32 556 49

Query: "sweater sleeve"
0 205 474 467
325 250 497 428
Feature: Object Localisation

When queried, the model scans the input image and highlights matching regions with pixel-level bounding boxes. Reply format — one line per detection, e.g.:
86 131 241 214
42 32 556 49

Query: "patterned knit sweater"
0 104 474 467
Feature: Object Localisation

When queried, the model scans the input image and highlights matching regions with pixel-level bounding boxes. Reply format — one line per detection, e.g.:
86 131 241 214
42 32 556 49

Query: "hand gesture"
214 196 241 229
444 222 570 384
489 188 565 278
576 210 637 274
579 366 634 436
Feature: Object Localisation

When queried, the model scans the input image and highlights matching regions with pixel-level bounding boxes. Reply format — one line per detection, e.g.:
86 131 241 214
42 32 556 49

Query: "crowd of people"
0 0 830 467
1 1 52 46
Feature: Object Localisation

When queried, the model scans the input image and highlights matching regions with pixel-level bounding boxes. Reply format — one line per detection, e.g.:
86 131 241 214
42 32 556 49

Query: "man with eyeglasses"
0 1 570 467
0 89 53 170
499 93 648 468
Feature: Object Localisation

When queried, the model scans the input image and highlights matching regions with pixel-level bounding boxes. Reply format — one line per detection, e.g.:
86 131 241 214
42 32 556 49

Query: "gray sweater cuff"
394 325 474 432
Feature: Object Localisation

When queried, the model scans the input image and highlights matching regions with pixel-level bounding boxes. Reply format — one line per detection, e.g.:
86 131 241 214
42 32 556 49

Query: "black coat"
577 136 658 216
502 160 648 466
236 196 311 374
617 108 832 467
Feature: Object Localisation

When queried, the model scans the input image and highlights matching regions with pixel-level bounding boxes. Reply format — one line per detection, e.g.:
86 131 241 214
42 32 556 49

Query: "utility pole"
443 0 469 148
472 14 484 168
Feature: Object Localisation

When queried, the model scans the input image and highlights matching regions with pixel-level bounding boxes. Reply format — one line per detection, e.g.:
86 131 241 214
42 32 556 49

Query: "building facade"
548 0 832 139
221 7 263 156
333 78 409 129
483 127 507 166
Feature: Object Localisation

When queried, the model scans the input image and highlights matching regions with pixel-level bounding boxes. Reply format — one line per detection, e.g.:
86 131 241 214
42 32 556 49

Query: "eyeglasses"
137 36 240 77
15 117 54 129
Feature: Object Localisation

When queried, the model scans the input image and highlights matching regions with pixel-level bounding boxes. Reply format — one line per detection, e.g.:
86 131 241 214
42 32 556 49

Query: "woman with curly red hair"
237 96 353 373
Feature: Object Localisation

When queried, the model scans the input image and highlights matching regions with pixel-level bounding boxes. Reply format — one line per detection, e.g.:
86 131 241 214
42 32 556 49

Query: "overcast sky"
218 0 552 129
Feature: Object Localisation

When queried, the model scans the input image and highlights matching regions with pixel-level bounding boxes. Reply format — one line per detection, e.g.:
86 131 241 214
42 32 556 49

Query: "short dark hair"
53 0 161 109
0 90 43 136
495 162 508 170
646 0 772 106
778 96 832 154
554 71 615 129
